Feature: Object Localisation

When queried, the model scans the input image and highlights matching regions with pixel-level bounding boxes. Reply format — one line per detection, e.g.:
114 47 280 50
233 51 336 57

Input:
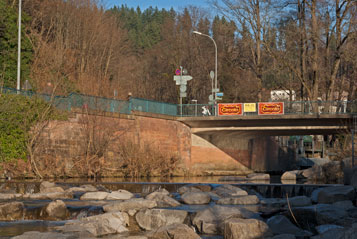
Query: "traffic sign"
210 71 214 80
182 75 192 81
180 92 187 98
174 75 181 85
213 88 219 93
175 69 181 75
180 85 187 92
216 92 224 97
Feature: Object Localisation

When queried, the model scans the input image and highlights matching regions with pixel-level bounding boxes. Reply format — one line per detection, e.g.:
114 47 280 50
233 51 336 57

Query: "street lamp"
193 30 218 116
17 0 22 92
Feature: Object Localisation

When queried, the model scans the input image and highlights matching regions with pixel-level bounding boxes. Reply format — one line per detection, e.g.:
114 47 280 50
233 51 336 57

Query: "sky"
105 0 211 11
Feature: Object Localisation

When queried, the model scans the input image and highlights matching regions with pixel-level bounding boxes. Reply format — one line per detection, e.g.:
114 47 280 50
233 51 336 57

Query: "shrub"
0 93 67 162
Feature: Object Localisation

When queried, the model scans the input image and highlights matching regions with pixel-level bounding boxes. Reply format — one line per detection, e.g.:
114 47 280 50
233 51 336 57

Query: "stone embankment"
0 180 356 238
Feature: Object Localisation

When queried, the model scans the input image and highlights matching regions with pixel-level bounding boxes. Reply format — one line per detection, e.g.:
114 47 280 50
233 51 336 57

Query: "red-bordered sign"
258 102 284 115
218 103 243 116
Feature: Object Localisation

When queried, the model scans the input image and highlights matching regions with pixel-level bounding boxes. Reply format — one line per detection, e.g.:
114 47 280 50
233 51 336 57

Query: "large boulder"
0 193 22 200
12 231 74 239
302 165 326 182
106 190 134 200
23 192 72 200
217 195 259 205
291 204 349 226
287 196 312 207
39 181 56 191
150 223 200 239
281 170 303 181
80 191 109 200
315 224 344 234
103 198 157 213
181 192 210 205
224 218 272 239
192 205 257 234
62 212 128 236
311 223 357 239
311 186 356 204
135 209 187 231
0 202 24 220
177 186 202 194
212 184 248 197
261 198 287 208
44 200 69 220
247 173 270 180
146 188 170 199
146 194 180 207
39 181 65 193
267 215 312 237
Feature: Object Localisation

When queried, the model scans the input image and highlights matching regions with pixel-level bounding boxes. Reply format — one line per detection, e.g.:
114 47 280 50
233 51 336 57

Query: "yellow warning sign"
244 103 256 112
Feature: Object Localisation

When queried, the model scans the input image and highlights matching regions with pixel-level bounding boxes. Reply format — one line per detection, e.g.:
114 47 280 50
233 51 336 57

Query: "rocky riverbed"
0 180 356 239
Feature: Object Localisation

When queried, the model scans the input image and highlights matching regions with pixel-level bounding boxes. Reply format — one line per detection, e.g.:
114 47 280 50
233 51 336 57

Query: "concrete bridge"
179 114 353 136
132 111 355 173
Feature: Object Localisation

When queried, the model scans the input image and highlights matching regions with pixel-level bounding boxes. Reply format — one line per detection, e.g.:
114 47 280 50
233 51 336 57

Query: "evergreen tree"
0 0 32 88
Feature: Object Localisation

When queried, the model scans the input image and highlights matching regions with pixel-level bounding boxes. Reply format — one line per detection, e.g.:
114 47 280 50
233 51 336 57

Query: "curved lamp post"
193 30 218 116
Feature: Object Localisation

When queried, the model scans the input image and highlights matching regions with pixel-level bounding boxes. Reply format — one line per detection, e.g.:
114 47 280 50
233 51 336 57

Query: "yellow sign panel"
244 103 256 112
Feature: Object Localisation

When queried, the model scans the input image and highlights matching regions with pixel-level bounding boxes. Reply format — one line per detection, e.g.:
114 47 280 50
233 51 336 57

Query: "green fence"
0 87 130 114
1 87 356 117
131 98 177 116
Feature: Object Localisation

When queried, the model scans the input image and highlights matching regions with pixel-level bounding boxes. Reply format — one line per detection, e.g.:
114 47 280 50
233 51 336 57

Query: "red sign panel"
218 103 243 116
258 102 284 115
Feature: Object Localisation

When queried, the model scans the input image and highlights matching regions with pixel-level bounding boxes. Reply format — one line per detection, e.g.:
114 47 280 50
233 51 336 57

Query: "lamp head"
193 31 202 35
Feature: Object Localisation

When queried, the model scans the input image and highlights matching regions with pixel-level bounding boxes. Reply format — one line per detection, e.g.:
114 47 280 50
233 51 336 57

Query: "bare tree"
211 0 275 101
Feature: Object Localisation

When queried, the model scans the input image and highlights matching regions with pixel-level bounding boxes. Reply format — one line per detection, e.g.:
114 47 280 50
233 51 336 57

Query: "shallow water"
0 176 343 238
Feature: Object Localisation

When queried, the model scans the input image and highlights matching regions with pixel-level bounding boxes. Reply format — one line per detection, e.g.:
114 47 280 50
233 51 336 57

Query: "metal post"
193 31 218 116
180 66 183 116
192 99 197 116
353 115 356 167
17 0 22 93
352 129 355 167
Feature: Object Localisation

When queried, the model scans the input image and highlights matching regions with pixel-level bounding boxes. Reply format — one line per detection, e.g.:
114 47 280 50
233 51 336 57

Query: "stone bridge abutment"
38 111 351 176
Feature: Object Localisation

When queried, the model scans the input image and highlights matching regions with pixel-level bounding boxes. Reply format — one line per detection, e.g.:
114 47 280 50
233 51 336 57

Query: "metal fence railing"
1 87 356 117
131 98 177 116
180 100 357 117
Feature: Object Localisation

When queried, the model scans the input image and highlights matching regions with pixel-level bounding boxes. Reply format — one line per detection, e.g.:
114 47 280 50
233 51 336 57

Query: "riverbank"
0 181 356 238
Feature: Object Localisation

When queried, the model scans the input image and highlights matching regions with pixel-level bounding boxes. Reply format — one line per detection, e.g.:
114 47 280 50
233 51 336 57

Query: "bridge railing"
0 87 131 114
131 98 177 116
1 87 356 117
180 100 357 117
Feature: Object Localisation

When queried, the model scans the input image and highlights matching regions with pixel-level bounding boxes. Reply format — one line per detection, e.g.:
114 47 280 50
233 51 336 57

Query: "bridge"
3 87 356 174
178 114 353 136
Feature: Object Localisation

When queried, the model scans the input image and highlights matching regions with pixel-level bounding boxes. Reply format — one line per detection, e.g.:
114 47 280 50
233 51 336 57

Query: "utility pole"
17 0 22 93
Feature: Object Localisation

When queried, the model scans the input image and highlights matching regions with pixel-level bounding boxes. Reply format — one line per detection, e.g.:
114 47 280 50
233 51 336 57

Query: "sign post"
174 67 192 116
